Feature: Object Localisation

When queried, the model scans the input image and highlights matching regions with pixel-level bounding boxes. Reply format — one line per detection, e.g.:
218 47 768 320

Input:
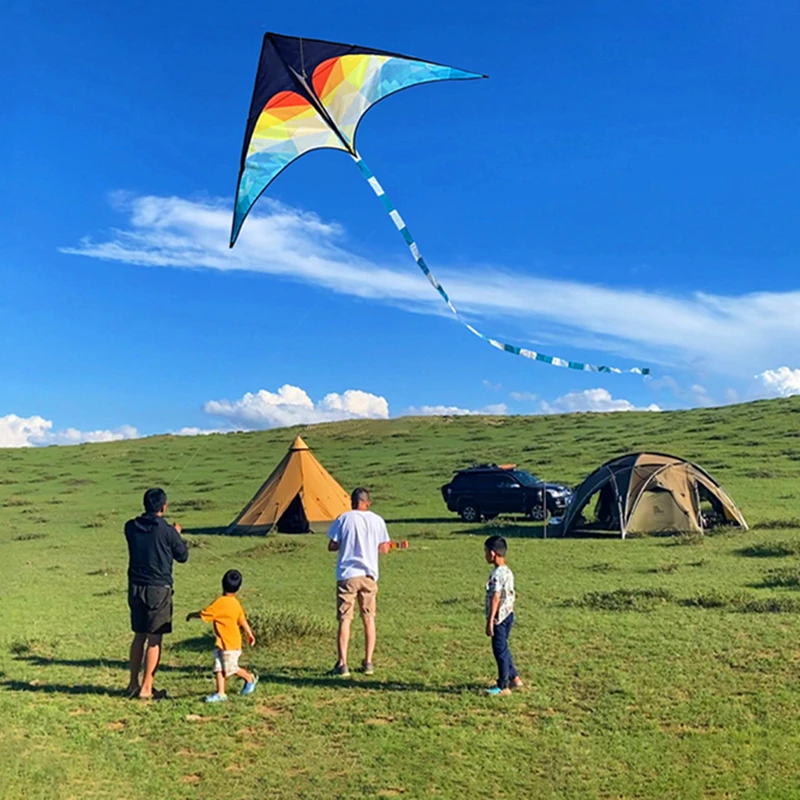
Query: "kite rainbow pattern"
232 33 650 376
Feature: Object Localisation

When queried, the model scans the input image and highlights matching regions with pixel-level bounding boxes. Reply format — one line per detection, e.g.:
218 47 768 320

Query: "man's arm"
378 518 391 555
327 518 341 551
185 610 201 622
486 593 501 637
169 523 189 563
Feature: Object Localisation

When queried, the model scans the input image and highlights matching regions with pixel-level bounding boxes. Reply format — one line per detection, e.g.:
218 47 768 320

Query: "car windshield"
512 470 540 486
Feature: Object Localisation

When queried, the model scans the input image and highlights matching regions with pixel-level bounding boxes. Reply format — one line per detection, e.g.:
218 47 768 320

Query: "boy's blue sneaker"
241 675 259 696
204 693 228 703
485 686 511 696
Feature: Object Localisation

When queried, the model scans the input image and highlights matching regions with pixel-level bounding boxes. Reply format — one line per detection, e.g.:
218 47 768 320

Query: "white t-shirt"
486 565 515 624
328 510 390 582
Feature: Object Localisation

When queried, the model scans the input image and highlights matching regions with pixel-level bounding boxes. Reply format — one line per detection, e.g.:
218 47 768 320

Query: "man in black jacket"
124 487 188 699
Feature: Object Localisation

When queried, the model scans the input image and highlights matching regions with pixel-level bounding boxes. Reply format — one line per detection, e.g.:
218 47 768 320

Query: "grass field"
2 397 800 799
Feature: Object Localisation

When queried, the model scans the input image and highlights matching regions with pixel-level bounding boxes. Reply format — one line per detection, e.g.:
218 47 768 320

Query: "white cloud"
203 384 389 429
539 388 661 415
405 403 508 416
510 391 538 402
171 427 228 437
0 415 53 448
756 367 800 397
0 414 139 448
62 194 800 375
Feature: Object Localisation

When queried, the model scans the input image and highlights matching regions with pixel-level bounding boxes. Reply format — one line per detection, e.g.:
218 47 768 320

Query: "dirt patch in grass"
13 532 47 541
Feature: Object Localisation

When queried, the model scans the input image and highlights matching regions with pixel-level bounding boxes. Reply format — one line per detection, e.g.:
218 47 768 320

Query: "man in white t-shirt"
327 487 391 677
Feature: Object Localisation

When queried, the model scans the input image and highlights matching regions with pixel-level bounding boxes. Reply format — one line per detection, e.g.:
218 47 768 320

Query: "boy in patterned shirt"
484 536 522 695
186 569 258 702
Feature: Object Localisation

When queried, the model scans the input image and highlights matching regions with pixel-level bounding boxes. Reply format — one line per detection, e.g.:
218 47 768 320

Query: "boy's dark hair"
222 569 242 594
143 488 167 514
351 487 370 509
484 535 508 556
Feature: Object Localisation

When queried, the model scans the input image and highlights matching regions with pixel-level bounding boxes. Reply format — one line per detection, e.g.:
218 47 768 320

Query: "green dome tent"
560 452 747 538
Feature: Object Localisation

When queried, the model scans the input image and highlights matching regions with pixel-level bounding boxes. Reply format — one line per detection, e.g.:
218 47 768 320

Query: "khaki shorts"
212 648 241 677
337 576 378 620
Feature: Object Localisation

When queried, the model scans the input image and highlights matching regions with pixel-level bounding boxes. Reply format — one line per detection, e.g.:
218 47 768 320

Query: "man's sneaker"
485 686 511 696
361 661 374 675
204 693 228 703
326 662 351 677
241 675 259 696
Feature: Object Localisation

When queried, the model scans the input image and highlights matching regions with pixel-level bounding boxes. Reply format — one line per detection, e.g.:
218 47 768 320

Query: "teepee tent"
227 436 350 534
561 452 747 538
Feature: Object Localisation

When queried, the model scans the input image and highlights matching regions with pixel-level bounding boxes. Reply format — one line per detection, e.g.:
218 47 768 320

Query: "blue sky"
4 0 800 445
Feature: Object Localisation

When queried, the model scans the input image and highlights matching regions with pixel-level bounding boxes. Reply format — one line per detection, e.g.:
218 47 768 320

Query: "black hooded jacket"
124 513 189 586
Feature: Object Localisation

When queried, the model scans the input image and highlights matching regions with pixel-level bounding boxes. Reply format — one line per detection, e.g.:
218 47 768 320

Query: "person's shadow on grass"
0 679 128 696
257 668 479 695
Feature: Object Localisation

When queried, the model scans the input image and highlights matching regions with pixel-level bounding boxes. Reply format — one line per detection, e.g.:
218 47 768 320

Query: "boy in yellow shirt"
186 569 257 702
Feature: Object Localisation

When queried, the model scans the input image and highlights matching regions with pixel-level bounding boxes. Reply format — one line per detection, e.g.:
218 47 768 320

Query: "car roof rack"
454 463 518 473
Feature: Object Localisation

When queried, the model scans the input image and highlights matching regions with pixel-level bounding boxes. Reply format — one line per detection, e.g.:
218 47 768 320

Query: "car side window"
496 477 519 489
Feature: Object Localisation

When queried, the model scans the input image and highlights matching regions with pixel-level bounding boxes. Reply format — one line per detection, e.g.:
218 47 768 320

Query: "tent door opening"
276 493 310 533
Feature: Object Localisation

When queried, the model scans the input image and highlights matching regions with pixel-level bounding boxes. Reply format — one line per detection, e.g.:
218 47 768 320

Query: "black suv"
441 464 573 522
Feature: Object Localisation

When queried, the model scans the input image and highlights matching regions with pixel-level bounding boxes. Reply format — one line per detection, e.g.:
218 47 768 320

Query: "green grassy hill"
2 398 800 799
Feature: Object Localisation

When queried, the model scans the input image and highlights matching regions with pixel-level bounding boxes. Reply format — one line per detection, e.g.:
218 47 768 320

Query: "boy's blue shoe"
241 675 259 696
204 693 228 703
485 686 511 696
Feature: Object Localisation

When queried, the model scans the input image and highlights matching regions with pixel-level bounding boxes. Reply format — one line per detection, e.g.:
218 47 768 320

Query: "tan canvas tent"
561 452 747 538
227 436 350 534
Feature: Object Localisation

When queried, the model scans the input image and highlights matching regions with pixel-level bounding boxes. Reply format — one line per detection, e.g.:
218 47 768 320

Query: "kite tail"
352 154 650 376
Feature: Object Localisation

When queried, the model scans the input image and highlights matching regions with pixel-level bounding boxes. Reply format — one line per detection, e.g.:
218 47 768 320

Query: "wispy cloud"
62 194 800 376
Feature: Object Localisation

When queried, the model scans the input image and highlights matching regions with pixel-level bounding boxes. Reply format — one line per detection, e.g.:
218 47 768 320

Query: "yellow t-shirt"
199 595 246 651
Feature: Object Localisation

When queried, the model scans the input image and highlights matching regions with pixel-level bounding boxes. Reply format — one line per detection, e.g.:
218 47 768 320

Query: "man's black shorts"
128 584 173 634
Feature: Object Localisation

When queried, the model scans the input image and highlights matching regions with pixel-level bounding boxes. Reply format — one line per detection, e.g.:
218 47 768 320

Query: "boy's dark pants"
491 613 518 689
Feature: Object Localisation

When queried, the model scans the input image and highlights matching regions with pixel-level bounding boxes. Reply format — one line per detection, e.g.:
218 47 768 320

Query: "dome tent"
560 452 747 538
227 436 350 534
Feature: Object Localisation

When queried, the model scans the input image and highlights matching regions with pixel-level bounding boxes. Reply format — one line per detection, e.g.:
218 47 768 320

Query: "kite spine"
352 154 650 376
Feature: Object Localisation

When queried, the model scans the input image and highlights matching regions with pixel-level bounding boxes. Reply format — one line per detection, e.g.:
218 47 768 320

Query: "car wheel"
459 502 481 523
527 504 546 522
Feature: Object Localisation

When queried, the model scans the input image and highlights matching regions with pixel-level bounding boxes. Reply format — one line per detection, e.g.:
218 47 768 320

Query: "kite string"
351 153 649 376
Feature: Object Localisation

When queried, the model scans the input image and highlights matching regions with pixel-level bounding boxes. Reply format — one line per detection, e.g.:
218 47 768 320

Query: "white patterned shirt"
486 565 515 624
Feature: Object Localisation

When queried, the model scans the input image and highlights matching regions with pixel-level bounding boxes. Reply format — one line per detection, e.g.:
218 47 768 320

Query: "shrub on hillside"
736 541 800 558
757 567 800 589
575 588 673 612
248 610 331 648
